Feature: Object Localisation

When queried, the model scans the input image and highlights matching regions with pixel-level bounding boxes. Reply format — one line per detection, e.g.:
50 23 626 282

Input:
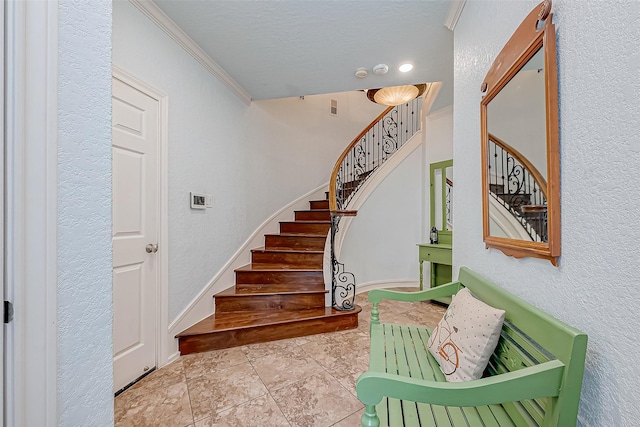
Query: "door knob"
145 243 158 253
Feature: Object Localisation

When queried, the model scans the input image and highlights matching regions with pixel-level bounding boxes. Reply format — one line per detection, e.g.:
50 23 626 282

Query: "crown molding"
443 0 467 31
129 0 252 105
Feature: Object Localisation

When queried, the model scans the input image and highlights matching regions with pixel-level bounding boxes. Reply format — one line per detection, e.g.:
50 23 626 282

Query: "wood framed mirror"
480 0 560 265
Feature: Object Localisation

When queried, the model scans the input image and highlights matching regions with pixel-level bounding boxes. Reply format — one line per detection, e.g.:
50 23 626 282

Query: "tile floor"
115 288 447 427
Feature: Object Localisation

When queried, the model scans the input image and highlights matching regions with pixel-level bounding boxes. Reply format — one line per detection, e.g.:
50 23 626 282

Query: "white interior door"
112 76 159 392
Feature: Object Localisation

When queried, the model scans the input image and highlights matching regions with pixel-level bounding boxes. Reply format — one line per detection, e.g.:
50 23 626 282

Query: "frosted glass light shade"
366 84 427 106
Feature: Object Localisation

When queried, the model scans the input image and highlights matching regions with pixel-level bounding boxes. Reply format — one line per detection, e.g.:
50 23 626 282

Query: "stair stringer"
167 183 329 357
323 129 423 306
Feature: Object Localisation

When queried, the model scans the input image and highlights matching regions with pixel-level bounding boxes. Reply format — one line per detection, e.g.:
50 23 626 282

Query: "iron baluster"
487 135 548 242
329 98 422 310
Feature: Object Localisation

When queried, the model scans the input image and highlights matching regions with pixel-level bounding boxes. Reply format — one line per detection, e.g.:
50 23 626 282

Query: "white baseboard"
166 183 329 356
356 279 420 295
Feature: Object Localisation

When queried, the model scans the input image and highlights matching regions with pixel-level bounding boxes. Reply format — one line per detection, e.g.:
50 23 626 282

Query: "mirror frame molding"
480 0 560 266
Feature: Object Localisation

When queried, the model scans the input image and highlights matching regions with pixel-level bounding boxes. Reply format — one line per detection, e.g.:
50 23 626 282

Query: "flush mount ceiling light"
399 63 414 73
366 83 427 106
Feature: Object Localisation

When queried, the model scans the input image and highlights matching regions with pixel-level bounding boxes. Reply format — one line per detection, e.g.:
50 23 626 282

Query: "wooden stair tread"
265 233 327 238
251 247 324 254
235 264 322 272
217 289 328 298
280 220 331 224
177 306 362 337
242 263 323 270
235 283 326 293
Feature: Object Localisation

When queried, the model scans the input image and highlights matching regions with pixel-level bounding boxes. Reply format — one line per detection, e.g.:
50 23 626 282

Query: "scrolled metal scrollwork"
330 215 356 311
488 137 547 242
329 98 422 309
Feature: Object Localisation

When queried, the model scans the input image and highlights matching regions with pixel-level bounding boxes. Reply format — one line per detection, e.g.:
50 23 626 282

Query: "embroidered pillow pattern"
428 288 506 382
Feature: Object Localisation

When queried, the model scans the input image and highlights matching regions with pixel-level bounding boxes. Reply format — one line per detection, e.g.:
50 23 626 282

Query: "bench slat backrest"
458 267 588 427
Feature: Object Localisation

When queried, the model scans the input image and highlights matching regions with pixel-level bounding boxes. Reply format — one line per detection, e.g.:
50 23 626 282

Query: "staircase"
490 181 547 241
176 195 361 355
488 133 548 242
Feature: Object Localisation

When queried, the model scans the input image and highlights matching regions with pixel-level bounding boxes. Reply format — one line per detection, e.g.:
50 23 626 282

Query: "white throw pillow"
427 288 505 382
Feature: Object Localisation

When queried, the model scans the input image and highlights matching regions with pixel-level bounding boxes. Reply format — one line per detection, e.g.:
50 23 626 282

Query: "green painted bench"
356 267 587 427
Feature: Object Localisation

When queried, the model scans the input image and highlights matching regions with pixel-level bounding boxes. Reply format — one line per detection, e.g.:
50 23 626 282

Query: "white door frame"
112 66 171 368
5 1 58 425
1 1 5 423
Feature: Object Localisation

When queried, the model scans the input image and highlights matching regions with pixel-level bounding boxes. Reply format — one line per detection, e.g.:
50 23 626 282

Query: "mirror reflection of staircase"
176 195 361 355
488 133 548 242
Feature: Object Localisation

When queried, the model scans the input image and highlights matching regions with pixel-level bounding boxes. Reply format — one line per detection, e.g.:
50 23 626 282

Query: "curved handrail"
329 106 393 212
489 133 547 198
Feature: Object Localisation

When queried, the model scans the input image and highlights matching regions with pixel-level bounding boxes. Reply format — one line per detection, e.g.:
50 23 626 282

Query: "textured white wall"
112 1 384 322
340 146 423 285
423 106 453 235
454 1 640 425
58 0 113 425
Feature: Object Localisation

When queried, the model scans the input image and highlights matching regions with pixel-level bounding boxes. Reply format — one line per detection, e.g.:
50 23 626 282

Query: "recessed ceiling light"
355 68 368 79
399 63 414 73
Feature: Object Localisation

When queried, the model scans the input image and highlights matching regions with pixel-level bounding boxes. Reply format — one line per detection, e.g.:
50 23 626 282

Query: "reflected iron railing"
446 178 453 229
488 133 548 242
328 98 422 310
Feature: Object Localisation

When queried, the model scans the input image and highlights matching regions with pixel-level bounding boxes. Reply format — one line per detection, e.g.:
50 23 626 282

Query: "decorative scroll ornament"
330 215 355 311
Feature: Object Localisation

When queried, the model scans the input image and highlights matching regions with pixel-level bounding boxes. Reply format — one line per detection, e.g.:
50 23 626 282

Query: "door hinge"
4 301 13 323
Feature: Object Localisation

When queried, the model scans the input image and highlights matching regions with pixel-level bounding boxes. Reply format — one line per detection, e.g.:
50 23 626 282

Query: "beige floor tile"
182 347 249 381
194 394 290 427
115 361 193 427
332 408 364 427
114 291 440 427
251 344 325 392
241 337 300 362
187 361 268 422
271 371 363 427
331 353 370 397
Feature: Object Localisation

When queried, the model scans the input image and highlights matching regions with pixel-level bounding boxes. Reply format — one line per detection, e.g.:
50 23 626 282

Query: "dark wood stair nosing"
251 247 324 254
178 306 362 337
235 264 323 272
216 289 328 298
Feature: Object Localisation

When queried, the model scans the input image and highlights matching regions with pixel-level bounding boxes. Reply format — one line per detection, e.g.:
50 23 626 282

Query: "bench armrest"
368 282 462 324
368 281 462 304
356 359 564 407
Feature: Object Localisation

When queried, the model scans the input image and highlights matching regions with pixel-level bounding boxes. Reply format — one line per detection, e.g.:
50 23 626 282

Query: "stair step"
279 221 331 235
236 282 326 293
309 200 329 210
294 210 331 221
251 247 323 268
235 265 323 285
177 306 361 354
215 290 327 312
264 234 326 251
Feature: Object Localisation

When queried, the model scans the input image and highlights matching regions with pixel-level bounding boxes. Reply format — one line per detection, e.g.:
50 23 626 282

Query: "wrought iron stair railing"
488 133 548 242
328 98 422 310
446 178 453 228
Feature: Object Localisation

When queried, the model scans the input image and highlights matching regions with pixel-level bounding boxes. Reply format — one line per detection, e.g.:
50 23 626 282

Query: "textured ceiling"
154 0 453 108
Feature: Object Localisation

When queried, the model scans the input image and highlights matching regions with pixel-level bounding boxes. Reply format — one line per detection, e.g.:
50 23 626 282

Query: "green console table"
418 242 452 291
419 159 453 304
